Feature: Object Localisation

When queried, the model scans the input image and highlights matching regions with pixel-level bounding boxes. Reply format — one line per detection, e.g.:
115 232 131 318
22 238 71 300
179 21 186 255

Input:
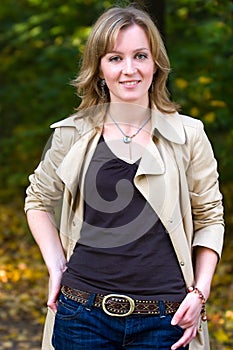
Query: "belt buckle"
102 294 135 317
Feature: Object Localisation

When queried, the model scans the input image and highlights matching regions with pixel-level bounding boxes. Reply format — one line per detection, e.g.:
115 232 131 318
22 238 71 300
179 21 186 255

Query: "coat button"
72 221 76 227
180 261 185 266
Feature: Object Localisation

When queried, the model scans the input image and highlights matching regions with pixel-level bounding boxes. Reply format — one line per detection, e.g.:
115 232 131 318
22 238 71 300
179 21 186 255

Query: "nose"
122 58 137 75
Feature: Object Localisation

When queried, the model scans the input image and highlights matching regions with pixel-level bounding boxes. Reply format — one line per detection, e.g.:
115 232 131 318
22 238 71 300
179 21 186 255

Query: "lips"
120 80 141 86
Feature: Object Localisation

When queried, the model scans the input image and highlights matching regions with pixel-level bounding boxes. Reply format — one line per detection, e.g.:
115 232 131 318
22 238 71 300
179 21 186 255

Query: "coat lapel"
134 111 194 288
134 108 186 233
56 108 187 212
56 127 101 199
136 138 165 176
151 108 186 145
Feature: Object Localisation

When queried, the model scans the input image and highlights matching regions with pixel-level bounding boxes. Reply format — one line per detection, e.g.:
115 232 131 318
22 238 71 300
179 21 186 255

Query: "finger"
176 315 197 329
171 307 186 326
171 294 202 326
47 299 58 312
171 327 197 350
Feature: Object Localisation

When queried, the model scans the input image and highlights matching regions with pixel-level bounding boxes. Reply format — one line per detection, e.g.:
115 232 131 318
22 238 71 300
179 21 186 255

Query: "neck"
107 102 150 126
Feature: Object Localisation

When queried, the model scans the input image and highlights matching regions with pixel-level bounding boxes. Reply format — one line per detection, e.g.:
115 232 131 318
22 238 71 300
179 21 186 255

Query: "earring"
100 79 106 98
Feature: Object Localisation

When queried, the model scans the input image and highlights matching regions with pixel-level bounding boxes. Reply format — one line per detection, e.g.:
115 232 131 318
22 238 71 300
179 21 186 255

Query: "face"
100 24 155 107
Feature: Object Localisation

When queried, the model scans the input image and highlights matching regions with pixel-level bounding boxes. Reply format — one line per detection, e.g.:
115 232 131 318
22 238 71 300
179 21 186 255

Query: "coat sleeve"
24 127 69 214
187 120 224 258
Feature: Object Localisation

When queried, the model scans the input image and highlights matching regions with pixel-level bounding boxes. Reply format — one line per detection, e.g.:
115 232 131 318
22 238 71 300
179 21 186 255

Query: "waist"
61 285 181 318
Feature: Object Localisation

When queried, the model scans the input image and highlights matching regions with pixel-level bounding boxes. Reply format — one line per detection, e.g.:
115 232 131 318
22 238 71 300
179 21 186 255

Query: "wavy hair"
72 5 179 114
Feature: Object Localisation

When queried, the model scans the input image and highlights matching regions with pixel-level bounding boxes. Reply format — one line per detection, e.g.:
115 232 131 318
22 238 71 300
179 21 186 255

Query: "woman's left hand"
170 291 203 349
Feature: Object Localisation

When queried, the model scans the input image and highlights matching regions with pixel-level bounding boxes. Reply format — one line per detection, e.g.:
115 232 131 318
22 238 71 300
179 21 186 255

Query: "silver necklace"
109 113 151 144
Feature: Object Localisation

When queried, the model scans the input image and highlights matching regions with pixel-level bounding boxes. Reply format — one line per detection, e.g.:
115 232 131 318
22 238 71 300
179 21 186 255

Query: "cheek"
104 69 120 84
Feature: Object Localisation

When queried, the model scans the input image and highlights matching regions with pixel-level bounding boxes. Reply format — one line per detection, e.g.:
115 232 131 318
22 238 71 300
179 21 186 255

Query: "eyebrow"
106 48 150 54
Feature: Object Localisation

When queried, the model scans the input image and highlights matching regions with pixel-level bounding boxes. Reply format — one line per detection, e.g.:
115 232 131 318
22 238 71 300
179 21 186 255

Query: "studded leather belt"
61 285 181 317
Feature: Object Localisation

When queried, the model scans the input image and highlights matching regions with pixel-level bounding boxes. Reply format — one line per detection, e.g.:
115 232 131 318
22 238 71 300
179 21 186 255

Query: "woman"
25 5 224 350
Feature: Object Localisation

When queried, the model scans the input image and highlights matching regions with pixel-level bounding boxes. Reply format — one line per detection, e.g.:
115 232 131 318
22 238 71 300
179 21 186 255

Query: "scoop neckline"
100 134 141 166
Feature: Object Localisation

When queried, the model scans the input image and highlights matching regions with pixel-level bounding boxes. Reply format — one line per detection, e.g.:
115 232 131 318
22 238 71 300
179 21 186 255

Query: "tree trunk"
136 0 165 38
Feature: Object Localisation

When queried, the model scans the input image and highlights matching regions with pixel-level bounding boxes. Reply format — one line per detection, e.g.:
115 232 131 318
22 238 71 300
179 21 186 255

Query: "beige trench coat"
25 107 224 350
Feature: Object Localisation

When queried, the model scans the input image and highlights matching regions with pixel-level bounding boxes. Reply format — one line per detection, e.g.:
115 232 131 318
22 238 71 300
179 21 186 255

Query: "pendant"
123 135 132 144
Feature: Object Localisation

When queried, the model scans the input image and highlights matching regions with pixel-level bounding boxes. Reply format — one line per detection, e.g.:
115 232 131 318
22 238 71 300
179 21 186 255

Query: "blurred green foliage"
0 0 117 200
0 0 232 197
166 0 233 184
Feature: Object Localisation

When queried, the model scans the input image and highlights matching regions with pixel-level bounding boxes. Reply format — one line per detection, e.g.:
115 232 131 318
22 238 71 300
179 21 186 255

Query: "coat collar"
137 108 186 176
54 107 186 199
52 106 186 182
51 106 186 145
50 106 105 135
151 108 186 145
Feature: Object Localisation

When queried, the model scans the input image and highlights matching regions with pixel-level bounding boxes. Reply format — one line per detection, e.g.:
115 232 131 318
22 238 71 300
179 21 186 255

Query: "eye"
135 53 148 60
109 55 122 62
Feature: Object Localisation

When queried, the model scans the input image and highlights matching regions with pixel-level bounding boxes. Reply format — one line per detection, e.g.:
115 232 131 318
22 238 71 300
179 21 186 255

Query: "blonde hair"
73 5 179 114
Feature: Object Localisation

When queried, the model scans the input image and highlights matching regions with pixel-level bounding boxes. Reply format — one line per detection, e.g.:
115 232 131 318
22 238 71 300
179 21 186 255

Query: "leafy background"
0 0 232 349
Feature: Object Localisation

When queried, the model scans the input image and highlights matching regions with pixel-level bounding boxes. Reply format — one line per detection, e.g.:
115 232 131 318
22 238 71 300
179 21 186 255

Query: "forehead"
108 24 150 52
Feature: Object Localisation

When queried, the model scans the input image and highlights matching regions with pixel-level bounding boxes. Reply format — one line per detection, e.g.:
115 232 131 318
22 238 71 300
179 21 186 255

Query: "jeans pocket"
55 294 84 320
166 314 184 336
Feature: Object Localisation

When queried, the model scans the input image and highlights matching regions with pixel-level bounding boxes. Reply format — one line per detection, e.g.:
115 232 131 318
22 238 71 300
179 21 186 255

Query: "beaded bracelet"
187 286 207 321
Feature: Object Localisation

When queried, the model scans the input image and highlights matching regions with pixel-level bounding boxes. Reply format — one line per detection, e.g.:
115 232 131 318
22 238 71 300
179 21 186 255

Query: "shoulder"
179 113 203 130
152 108 204 145
179 113 205 142
178 113 208 147
50 113 87 131
50 108 104 134
49 110 104 152
49 113 88 153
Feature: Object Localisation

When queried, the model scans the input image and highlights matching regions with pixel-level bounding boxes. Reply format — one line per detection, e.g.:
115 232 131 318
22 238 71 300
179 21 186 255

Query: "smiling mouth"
120 80 140 86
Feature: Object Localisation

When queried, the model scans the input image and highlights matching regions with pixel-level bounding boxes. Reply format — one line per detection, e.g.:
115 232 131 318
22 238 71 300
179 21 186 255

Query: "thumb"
171 307 185 326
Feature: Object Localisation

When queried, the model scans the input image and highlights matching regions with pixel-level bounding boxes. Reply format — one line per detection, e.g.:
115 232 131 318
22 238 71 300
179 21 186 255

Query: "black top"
61 136 186 301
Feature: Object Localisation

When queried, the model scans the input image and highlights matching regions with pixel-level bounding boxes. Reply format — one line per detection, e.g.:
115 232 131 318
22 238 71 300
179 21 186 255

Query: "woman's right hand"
26 210 67 313
47 270 64 312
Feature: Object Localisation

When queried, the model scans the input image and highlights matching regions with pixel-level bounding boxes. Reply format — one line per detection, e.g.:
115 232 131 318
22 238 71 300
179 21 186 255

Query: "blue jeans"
52 293 189 350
